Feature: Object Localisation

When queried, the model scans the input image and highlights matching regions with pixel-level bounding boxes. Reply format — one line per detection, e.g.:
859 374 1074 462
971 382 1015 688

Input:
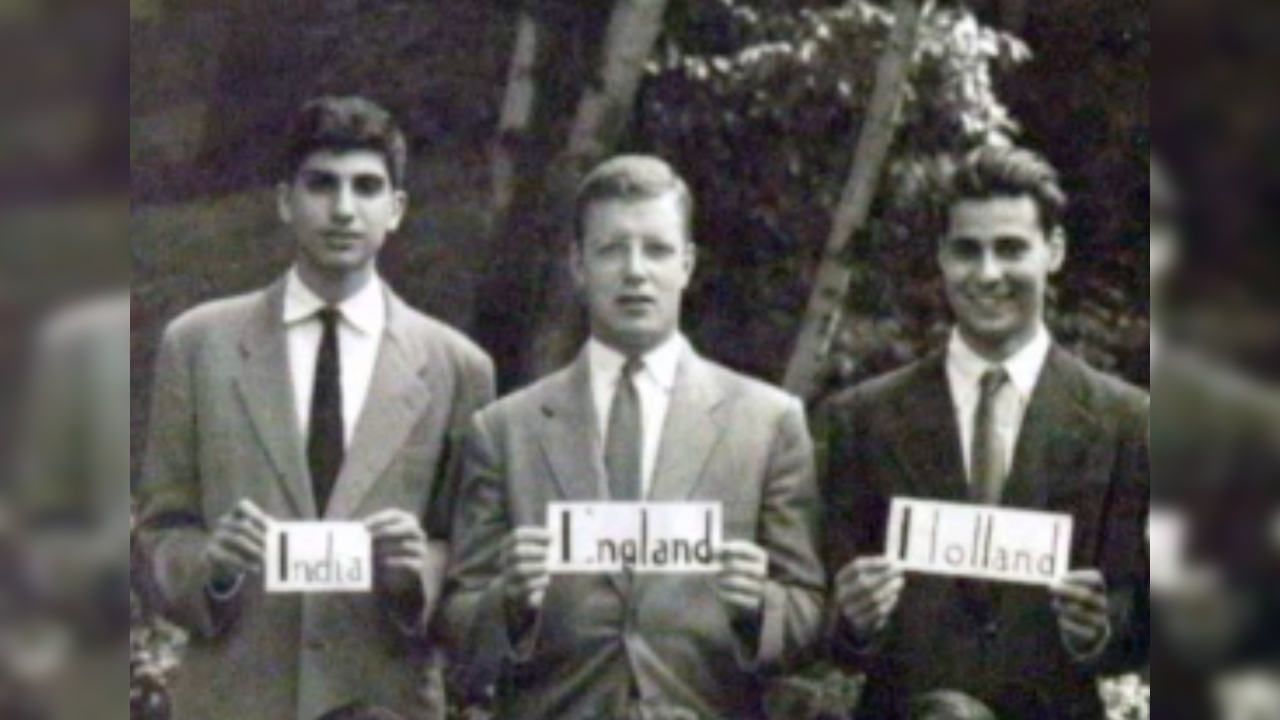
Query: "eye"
353 175 388 197
945 238 982 261
591 240 627 258
301 172 338 193
994 237 1032 260
643 238 678 260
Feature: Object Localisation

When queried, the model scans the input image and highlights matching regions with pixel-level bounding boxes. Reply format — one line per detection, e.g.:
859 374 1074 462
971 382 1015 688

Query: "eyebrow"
298 170 389 185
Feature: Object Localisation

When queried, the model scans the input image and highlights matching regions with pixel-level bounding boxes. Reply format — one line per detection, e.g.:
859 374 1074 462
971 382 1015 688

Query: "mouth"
965 291 1015 311
322 231 364 243
616 295 657 312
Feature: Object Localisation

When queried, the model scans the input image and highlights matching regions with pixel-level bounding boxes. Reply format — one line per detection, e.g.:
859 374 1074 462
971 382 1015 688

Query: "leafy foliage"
129 2 1148 719
640 0 1146 395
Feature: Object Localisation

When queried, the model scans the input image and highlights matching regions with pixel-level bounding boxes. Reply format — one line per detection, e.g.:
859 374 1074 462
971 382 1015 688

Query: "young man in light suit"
441 156 826 720
136 97 494 720
824 146 1150 720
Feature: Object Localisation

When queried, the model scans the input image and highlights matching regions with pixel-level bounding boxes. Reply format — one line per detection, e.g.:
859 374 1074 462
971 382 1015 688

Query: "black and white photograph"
0 1 1275 719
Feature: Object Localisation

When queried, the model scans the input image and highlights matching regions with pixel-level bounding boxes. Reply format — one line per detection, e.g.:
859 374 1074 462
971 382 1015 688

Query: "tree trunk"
476 0 672 389
783 0 932 401
527 0 675 380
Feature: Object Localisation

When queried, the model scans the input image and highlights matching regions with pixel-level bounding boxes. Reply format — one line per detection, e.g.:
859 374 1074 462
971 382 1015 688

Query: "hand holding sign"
835 557 906 643
717 541 770 620
503 527 552 613
1051 570 1112 658
204 499 272 587
365 509 429 599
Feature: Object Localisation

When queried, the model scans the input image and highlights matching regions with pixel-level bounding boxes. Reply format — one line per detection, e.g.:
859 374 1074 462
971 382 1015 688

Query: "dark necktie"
605 359 644 502
960 367 1014 623
971 368 1013 506
308 307 345 514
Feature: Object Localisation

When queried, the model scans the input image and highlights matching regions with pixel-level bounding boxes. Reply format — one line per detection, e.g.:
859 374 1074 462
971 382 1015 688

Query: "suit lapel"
1003 348 1104 511
326 291 432 520
648 349 728 503
885 354 970 503
537 351 609 504
235 281 317 518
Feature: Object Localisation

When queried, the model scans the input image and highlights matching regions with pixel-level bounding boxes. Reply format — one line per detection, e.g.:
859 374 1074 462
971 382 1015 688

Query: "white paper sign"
1148 511 1187 592
886 499 1074 587
265 522 373 594
548 502 723 575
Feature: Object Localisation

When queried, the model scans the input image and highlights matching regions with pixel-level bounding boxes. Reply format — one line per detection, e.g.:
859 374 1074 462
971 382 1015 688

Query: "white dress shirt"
282 269 386 447
946 326 1053 482
588 334 686 498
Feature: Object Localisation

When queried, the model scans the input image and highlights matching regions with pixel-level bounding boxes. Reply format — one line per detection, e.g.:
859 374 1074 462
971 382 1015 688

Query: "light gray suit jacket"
137 278 494 720
442 345 826 720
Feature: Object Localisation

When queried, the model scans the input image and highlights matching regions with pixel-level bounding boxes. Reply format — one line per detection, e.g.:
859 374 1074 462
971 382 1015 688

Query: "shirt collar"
282 268 386 336
588 333 686 393
947 325 1053 402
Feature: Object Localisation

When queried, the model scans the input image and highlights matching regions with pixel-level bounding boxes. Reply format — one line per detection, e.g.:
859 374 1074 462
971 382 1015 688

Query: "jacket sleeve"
135 323 239 640
1086 394 1151 674
819 391 895 672
737 398 828 674
438 410 522 701
396 348 496 641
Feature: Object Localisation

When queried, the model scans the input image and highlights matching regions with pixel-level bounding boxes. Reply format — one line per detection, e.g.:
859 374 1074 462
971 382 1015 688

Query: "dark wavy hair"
943 144 1068 235
281 96 408 188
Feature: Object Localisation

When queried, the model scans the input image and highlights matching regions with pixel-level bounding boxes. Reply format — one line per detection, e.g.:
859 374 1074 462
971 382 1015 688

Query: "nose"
622 244 646 283
331 184 356 224
975 250 1003 284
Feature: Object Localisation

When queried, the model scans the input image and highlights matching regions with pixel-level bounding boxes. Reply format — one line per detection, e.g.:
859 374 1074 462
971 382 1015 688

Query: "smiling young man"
441 156 825 720
822 146 1150 720
136 97 494 720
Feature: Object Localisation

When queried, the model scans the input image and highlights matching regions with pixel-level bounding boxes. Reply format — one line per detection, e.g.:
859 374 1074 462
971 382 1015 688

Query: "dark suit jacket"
823 347 1149 720
441 346 826 720
136 279 494 720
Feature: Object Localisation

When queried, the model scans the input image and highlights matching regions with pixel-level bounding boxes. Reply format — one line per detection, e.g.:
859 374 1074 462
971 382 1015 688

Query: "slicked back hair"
574 155 695 247
281 96 408 189
943 145 1068 236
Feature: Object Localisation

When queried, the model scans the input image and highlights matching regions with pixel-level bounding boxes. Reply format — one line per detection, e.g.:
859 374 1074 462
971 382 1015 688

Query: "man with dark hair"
136 96 495 720
442 155 825 720
823 145 1150 719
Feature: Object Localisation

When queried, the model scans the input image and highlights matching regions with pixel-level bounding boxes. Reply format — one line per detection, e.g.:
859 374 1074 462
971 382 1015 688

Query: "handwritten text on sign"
887 499 1074 587
265 522 373 594
1148 511 1187 592
548 503 723 574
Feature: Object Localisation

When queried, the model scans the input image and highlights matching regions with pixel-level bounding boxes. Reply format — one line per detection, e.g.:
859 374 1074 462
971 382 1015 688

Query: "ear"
1047 227 1068 274
388 189 409 232
276 182 294 225
682 242 698 285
